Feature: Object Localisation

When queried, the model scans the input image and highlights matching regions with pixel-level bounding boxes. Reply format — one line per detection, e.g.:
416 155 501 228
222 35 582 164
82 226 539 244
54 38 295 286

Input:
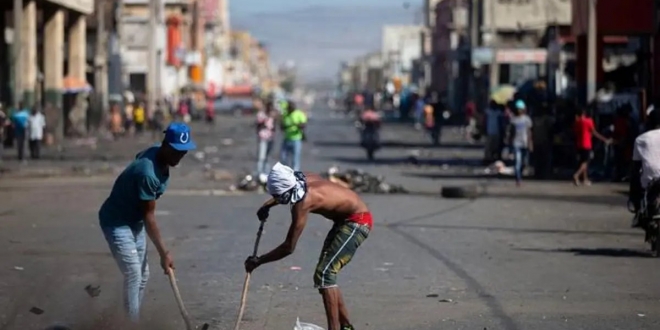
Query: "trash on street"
322 166 408 194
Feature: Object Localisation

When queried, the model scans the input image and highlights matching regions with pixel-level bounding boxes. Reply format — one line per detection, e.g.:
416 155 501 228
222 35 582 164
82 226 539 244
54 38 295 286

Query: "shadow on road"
388 223 640 237
314 140 483 150
402 172 495 180
515 247 653 258
483 191 626 207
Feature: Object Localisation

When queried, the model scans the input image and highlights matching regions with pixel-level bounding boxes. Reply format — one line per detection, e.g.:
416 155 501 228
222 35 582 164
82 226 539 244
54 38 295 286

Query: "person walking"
10 102 29 161
484 100 504 163
508 100 533 186
279 101 307 171
256 101 277 176
98 122 196 322
27 107 46 159
572 107 611 186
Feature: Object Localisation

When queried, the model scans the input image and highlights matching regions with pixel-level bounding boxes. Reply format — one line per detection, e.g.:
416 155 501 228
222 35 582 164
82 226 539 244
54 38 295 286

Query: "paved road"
1 106 659 330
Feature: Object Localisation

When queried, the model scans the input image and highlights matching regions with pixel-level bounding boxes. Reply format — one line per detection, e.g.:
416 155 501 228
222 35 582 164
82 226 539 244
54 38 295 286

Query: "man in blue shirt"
10 102 29 161
99 122 196 322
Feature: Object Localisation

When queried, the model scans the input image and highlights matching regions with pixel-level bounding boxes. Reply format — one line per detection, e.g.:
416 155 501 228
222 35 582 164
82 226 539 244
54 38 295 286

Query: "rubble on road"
323 166 408 194
231 167 408 194
232 173 267 192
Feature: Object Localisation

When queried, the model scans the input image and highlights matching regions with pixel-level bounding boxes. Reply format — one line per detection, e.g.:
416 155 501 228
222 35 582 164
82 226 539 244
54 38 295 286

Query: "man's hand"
244 256 260 273
160 251 174 274
257 206 270 222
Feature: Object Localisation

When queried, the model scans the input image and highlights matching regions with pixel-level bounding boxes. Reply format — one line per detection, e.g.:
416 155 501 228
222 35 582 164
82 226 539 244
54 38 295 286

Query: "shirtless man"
244 162 373 330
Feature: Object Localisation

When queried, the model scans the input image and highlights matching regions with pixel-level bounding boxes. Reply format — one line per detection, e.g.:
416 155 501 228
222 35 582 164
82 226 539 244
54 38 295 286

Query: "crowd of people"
0 102 47 163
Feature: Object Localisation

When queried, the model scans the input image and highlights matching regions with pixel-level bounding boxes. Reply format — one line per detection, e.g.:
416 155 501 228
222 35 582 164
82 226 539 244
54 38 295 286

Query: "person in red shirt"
573 108 611 186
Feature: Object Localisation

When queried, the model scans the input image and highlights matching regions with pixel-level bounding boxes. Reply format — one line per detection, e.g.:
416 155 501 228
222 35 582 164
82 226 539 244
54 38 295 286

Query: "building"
1 0 94 139
382 25 425 87
571 0 658 106
429 0 573 111
119 0 193 97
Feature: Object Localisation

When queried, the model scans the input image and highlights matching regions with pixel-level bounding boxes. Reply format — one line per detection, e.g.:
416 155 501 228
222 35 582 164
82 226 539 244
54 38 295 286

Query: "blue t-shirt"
99 146 169 227
11 110 29 136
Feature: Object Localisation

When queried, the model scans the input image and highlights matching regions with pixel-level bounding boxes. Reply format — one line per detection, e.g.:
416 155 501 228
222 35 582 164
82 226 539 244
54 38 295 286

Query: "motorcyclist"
629 105 660 229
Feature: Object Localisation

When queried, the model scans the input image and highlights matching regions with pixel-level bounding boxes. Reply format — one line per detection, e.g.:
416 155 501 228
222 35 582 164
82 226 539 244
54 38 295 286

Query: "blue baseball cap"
163 122 196 151
515 100 526 110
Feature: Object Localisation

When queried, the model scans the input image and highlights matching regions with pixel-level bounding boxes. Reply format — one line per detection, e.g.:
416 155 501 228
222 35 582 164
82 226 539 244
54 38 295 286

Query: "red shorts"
347 212 373 230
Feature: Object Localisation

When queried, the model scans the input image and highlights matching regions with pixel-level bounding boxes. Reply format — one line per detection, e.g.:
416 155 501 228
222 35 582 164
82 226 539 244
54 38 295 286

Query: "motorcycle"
356 120 381 161
628 199 660 257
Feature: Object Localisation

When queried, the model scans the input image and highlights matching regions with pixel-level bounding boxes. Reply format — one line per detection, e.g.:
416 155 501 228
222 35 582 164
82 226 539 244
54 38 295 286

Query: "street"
1 106 659 330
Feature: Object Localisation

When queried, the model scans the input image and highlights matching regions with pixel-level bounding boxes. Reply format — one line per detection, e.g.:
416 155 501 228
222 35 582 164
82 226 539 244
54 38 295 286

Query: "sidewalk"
0 117 256 187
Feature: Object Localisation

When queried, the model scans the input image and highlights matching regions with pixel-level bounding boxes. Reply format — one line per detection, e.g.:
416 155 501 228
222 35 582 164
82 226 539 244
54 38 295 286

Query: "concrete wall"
482 0 571 32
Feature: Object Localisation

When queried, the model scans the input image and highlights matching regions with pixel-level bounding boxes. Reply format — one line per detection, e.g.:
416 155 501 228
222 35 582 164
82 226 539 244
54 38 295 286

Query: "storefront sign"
496 49 547 64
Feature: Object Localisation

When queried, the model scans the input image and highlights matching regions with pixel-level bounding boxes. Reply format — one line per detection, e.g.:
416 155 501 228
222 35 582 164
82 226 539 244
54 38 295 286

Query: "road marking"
167 189 246 196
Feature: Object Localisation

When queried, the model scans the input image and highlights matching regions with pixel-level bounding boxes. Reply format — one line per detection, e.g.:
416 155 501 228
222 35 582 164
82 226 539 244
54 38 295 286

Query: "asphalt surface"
1 106 659 330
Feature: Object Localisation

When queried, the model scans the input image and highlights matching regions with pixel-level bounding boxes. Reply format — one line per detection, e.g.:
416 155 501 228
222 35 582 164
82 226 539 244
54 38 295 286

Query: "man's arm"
257 204 309 266
139 175 172 273
142 200 168 257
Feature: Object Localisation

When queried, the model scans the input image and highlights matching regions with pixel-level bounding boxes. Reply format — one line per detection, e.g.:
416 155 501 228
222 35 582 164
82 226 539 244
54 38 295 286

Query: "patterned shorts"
313 221 370 289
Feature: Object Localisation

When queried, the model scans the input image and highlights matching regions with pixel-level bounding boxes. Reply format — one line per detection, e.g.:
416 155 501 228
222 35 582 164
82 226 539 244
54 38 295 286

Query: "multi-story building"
1 0 94 139
382 25 425 87
119 0 194 97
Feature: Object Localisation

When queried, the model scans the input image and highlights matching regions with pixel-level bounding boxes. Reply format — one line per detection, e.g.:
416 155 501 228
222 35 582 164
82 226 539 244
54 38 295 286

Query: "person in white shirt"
27 107 46 159
630 108 660 228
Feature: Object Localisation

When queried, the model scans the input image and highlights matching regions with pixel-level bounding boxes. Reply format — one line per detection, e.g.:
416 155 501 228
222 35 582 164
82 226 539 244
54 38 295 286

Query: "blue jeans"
102 223 149 322
256 139 274 175
513 147 529 182
280 139 302 171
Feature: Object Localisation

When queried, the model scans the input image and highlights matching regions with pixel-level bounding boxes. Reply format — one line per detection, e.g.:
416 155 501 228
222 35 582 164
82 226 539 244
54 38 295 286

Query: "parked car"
212 95 256 116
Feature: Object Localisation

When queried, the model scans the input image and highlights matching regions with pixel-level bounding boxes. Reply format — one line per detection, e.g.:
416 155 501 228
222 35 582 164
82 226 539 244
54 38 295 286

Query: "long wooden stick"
234 221 265 330
168 269 194 330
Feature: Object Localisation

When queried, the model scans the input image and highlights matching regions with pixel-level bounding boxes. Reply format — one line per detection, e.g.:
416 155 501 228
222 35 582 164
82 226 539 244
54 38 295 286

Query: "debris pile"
233 173 267 192
324 166 408 194
232 167 408 194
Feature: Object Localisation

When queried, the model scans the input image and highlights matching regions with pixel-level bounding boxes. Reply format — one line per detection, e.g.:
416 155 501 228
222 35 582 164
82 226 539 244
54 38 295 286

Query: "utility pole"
147 0 157 115
156 0 164 108
13 0 23 107
469 0 480 106
586 0 598 102
95 0 108 117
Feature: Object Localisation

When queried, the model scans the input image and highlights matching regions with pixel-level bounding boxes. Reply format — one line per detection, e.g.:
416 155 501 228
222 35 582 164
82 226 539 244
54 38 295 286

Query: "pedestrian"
109 103 124 139
464 101 477 142
133 102 146 134
98 122 196 322
0 104 6 163
124 101 134 134
27 106 46 160
279 101 307 171
484 100 504 163
246 162 372 330
256 101 277 177
508 100 533 186
10 102 29 161
531 103 555 180
572 106 611 186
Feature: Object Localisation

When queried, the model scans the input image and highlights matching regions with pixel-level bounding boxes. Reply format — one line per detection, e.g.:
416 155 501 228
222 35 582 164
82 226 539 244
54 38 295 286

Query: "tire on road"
441 185 480 199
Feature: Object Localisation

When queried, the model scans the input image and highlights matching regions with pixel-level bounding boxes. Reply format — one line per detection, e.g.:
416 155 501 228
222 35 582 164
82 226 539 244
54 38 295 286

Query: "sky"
230 0 420 82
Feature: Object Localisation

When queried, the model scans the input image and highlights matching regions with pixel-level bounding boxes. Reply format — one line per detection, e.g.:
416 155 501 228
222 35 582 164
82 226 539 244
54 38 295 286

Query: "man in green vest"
279 101 307 171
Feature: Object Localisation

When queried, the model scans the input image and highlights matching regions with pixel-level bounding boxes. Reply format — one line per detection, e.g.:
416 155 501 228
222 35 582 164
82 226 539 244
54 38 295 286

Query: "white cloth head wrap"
267 162 307 204
267 162 296 195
